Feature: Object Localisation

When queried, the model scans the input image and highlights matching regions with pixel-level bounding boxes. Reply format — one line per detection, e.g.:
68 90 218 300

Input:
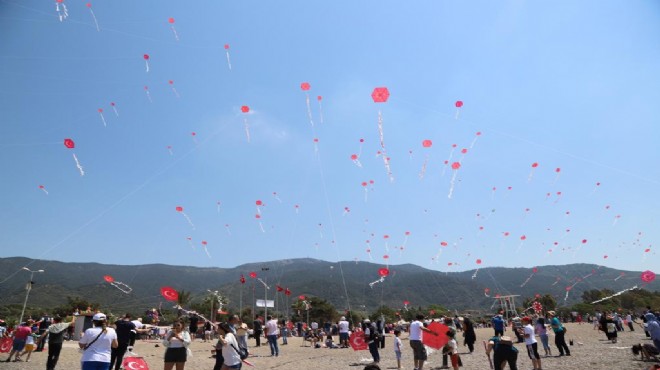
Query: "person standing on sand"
461 317 476 353
363 319 380 364
409 315 437 370
79 313 118 370
264 315 279 357
338 316 350 348
110 313 136 370
252 316 263 347
535 317 551 356
522 317 542 370
40 315 72 370
548 311 570 356
492 314 505 337
163 319 191 370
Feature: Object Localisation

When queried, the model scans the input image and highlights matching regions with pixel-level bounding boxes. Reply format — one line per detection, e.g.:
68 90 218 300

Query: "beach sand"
2 323 657 369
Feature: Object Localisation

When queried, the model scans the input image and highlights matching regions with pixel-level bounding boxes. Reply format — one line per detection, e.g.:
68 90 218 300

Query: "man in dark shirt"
253 316 263 347
35 313 52 352
110 313 136 370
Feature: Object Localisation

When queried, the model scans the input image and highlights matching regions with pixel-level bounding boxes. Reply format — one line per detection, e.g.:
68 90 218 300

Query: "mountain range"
0 257 656 316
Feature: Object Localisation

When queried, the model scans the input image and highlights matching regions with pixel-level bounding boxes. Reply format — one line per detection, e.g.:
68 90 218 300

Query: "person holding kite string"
409 314 438 370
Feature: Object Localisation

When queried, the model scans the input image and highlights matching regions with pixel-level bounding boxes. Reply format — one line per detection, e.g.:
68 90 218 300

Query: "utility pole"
19 267 44 325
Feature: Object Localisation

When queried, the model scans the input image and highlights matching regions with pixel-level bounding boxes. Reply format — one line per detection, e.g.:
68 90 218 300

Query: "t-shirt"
523 324 536 345
492 316 505 330
394 337 402 352
131 320 144 330
338 320 349 333
550 317 563 333
534 322 546 336
222 333 242 367
79 327 117 363
115 320 136 344
47 323 71 344
265 320 279 336
409 320 423 341
13 326 32 340
447 338 458 354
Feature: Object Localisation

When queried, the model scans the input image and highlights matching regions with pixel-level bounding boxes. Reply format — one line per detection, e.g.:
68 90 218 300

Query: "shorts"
12 339 26 352
339 332 349 342
395 350 401 360
410 340 427 361
24 343 35 352
526 342 540 360
205 330 213 336
164 347 187 363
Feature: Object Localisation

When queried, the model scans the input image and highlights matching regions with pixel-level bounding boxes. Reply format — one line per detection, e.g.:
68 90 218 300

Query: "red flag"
284 288 291 296
0 337 12 353
240 275 246 284
122 356 149 370
276 285 284 292
422 322 449 350
349 331 368 351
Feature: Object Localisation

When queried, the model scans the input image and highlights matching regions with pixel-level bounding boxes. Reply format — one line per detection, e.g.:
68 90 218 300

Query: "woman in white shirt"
78 313 118 370
220 322 243 370
163 320 191 370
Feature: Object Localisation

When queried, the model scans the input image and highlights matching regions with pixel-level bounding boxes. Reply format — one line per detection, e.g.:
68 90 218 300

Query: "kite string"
312 136 354 327
0 122 231 286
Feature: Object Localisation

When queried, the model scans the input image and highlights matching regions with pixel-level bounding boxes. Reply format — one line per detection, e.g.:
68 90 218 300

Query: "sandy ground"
2 323 658 370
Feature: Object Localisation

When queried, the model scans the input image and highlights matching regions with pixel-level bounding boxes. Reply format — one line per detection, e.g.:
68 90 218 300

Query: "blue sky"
0 1 658 277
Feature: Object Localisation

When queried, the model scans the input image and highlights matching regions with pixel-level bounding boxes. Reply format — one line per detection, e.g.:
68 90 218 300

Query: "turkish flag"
122 356 149 370
422 322 449 350
0 337 12 353
349 331 368 351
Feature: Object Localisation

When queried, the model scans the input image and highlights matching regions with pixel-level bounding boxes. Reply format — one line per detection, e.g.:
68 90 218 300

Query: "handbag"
230 342 249 360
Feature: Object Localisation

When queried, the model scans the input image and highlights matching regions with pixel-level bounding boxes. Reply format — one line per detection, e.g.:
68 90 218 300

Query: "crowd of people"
1 306 659 370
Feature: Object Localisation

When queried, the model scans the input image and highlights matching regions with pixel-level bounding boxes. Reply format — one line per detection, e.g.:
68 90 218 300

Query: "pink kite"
143 54 150 72
63 138 84 176
175 206 195 229
241 105 251 142
371 87 393 182
300 82 315 126
168 80 180 98
454 100 463 119
168 17 179 41
224 44 232 70
86 3 100 32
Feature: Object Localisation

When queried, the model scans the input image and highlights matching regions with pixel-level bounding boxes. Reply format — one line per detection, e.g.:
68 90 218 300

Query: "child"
445 330 461 370
325 334 338 348
393 330 402 369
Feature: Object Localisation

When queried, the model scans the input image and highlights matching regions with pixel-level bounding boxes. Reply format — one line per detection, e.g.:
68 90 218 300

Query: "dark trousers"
554 330 570 355
213 354 224 370
493 347 518 370
110 343 128 370
368 341 380 363
129 331 137 346
254 331 262 346
628 322 634 331
46 342 63 370
36 330 48 351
